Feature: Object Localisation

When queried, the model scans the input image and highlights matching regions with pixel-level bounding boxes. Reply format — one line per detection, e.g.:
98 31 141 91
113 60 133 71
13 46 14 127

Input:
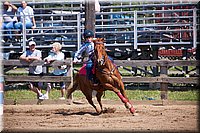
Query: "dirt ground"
2 99 199 133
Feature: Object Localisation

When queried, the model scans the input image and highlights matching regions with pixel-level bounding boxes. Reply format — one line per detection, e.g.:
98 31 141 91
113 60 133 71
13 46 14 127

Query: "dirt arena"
2 99 199 133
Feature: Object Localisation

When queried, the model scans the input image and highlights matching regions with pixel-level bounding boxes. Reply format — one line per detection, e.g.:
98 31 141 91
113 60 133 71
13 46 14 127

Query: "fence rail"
2 59 199 100
2 58 73 83
115 60 199 100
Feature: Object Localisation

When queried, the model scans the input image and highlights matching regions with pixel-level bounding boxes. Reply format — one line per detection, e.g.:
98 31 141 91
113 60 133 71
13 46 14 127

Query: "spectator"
39 42 67 100
14 0 36 30
2 1 17 42
19 41 43 99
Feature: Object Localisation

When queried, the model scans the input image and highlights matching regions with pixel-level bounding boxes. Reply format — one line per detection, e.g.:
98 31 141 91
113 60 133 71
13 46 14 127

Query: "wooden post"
151 47 159 89
85 0 95 33
160 65 168 101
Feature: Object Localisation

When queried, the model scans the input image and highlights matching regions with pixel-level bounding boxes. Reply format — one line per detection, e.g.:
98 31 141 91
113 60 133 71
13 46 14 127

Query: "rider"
73 30 98 86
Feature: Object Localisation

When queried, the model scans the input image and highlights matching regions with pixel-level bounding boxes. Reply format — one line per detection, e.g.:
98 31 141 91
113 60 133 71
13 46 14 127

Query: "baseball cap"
29 41 36 46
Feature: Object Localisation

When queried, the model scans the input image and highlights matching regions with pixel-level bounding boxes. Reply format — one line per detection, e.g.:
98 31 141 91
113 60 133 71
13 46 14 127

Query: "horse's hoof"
96 108 103 115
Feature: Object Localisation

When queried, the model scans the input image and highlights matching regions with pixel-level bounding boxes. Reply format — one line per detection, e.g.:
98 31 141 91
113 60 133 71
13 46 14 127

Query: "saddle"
79 64 99 86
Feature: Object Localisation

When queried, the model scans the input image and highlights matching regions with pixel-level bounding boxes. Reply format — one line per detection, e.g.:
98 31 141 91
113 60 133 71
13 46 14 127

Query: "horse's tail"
66 74 79 99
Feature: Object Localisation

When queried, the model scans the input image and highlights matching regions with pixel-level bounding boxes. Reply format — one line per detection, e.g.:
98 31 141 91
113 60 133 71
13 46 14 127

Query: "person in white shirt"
2 1 17 41
39 42 67 100
19 41 43 99
14 0 36 30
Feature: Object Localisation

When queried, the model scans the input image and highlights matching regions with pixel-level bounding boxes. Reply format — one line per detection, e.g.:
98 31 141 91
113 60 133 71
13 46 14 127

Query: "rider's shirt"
74 41 94 62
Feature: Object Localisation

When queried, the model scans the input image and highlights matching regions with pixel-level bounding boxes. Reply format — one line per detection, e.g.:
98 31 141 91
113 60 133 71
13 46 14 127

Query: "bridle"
94 39 117 77
94 42 107 66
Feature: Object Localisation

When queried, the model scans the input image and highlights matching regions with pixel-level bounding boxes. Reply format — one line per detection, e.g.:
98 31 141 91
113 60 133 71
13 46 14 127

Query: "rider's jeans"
86 60 93 81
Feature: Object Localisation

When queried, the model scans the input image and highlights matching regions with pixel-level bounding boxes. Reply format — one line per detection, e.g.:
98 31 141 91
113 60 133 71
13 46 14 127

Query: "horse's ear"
93 38 97 44
100 38 104 42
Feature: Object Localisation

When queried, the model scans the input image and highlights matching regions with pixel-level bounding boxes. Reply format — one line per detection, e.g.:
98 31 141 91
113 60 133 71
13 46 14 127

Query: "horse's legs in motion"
119 81 128 98
118 80 135 111
103 83 135 114
96 91 104 113
66 81 78 104
84 92 101 114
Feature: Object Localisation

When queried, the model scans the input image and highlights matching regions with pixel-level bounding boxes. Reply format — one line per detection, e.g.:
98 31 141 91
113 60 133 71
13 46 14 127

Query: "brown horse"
66 38 135 114
66 67 104 114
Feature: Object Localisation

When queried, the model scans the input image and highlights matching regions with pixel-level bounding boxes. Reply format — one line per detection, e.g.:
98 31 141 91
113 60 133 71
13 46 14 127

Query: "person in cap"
73 29 98 86
39 42 68 100
19 41 43 99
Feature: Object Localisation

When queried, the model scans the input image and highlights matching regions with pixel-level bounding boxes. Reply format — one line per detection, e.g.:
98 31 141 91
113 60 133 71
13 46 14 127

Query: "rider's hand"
73 58 81 63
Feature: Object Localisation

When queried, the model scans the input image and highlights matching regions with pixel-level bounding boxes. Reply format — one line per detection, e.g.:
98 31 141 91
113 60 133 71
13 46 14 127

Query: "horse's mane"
93 38 104 43
93 38 105 48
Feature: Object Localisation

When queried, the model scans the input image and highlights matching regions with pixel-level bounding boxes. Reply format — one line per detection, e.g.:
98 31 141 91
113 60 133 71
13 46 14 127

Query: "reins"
95 55 116 76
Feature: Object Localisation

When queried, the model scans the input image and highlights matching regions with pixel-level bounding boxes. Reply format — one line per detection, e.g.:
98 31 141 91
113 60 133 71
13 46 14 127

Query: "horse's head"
93 38 107 66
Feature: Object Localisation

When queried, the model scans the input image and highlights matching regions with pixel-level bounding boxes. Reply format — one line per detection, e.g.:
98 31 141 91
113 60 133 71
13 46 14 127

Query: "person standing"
39 42 67 100
2 1 17 42
19 41 43 98
14 0 36 30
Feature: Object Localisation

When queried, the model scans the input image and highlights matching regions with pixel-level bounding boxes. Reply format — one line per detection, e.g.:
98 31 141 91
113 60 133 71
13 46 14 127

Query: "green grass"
4 88 199 101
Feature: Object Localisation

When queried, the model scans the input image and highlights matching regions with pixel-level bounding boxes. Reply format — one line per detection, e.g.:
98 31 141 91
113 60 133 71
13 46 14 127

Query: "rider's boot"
89 73 99 86
91 77 99 86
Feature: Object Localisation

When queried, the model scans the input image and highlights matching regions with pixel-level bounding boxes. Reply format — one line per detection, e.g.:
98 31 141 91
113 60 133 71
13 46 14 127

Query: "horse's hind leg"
96 91 104 113
85 94 101 114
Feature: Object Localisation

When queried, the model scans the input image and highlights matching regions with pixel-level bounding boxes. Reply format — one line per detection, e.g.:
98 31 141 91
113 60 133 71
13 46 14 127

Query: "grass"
4 87 199 101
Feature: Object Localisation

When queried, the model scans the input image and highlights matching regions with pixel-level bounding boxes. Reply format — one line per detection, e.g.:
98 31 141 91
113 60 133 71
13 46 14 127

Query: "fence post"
85 0 95 32
22 14 26 52
160 64 168 100
133 10 137 49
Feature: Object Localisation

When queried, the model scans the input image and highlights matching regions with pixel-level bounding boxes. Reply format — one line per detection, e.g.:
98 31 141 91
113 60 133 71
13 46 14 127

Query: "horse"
66 38 135 114
66 66 104 114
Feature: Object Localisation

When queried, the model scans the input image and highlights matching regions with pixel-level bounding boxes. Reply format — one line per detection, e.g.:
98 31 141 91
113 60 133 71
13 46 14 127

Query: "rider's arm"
74 44 87 59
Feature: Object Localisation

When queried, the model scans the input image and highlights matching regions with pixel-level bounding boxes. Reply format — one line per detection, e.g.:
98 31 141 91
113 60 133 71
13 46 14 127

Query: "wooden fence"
114 60 199 99
2 58 73 83
2 59 199 100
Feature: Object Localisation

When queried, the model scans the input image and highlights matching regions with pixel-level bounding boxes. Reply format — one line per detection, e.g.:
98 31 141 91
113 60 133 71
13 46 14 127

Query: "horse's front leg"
117 80 135 112
116 91 135 114
103 83 135 114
